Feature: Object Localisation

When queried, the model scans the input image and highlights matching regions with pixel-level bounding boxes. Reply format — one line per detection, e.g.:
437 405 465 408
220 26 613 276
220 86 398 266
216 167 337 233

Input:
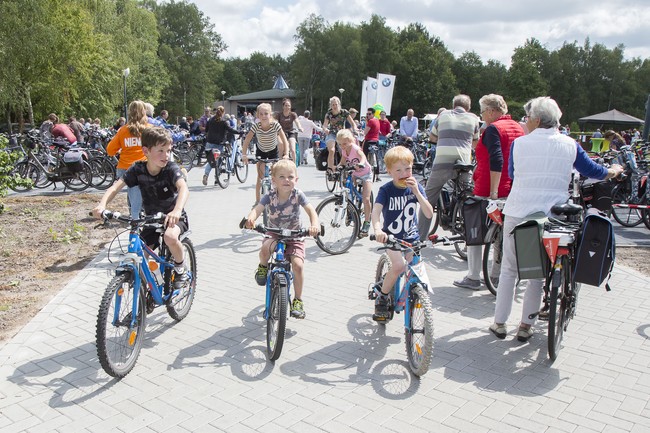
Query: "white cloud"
189 0 650 65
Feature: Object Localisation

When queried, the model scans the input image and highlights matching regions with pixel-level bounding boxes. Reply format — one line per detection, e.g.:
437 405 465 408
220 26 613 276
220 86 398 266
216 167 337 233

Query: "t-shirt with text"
376 181 425 242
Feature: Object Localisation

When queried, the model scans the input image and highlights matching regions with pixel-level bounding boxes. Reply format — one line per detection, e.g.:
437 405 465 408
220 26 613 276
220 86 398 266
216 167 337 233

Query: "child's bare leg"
255 162 264 203
291 256 304 299
381 249 406 295
164 226 183 264
362 180 372 222
259 238 273 266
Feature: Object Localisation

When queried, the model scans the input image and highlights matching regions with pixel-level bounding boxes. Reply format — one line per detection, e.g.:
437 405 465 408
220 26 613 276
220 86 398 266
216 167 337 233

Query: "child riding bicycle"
371 146 433 321
92 126 191 290
336 129 373 236
244 159 320 319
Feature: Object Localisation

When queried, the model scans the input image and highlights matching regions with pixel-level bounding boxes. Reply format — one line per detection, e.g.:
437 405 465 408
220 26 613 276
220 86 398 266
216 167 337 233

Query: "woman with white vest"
490 97 623 342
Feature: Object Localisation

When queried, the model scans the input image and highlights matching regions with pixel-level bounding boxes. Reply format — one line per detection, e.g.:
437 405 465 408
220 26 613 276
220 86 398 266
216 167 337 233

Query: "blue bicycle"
214 136 249 188
95 211 197 378
240 220 321 361
315 163 373 255
368 235 434 377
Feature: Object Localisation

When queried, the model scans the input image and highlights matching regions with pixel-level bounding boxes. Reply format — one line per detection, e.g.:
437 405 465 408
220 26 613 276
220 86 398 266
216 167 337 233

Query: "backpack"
462 197 489 246
573 212 615 291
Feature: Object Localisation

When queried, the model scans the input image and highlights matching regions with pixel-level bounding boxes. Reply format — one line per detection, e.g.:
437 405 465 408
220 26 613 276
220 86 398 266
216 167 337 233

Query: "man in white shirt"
399 108 419 144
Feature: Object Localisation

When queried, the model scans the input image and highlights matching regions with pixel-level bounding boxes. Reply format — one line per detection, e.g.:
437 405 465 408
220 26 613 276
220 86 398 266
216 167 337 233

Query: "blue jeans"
204 142 225 176
116 168 142 219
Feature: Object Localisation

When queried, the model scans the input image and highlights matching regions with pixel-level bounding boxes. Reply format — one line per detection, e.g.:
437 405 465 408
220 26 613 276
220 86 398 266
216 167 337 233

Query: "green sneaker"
254 264 267 286
360 221 370 237
290 298 305 319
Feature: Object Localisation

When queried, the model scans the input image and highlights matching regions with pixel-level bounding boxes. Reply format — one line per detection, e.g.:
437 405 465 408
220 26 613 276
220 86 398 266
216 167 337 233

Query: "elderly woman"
454 94 525 290
322 96 356 172
490 97 623 342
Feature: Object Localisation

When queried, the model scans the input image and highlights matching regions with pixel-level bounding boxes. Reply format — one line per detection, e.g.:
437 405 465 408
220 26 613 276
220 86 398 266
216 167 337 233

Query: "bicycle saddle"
550 202 583 216
453 160 474 172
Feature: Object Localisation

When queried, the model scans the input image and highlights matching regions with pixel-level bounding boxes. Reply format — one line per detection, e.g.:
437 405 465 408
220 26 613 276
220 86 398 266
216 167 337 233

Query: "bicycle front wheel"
611 184 643 227
315 196 360 254
215 158 231 189
96 273 146 378
325 170 338 192
406 284 434 376
267 273 288 361
482 226 503 296
452 201 467 260
89 157 116 190
548 258 568 361
166 238 197 321
234 152 249 183
9 161 40 191
374 253 395 323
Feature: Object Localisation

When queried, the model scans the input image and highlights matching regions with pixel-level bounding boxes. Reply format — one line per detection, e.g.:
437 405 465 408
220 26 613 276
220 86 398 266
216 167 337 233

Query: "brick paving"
1 158 649 432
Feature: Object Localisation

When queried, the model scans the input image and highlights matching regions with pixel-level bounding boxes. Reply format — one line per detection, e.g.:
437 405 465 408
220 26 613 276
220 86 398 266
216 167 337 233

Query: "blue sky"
191 0 650 66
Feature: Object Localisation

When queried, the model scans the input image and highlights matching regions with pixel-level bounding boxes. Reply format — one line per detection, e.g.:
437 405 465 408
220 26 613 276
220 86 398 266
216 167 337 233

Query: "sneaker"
359 221 370 237
290 298 306 319
254 264 268 286
453 276 481 290
172 267 191 291
489 323 507 339
202 174 208 186
372 294 392 322
517 326 533 342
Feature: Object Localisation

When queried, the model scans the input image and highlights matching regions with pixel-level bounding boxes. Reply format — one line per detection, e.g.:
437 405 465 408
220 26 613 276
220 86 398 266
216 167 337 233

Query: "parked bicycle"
94 210 197 378
610 145 649 227
315 163 374 255
239 220 322 361
482 199 506 296
368 235 434 376
427 160 475 259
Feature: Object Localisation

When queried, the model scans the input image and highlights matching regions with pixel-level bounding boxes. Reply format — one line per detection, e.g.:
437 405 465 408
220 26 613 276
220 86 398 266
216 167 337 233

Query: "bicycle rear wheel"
215 157 231 189
452 201 467 260
611 184 643 227
234 152 248 183
96 273 146 378
325 170 338 192
9 161 42 191
166 238 197 321
483 225 503 296
63 160 93 191
405 284 434 376
267 273 288 361
548 257 568 361
89 157 116 190
315 196 360 254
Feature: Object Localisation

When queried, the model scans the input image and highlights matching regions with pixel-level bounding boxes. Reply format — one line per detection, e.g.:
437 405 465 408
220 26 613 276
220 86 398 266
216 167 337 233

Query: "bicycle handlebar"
90 210 166 226
369 234 426 252
239 217 324 238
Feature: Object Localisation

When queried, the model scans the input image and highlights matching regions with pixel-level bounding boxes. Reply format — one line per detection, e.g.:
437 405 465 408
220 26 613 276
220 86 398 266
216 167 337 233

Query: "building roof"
228 88 296 102
578 109 644 126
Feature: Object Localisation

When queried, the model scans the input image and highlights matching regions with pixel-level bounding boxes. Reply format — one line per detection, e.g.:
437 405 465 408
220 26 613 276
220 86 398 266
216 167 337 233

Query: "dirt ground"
0 192 648 344
0 192 128 344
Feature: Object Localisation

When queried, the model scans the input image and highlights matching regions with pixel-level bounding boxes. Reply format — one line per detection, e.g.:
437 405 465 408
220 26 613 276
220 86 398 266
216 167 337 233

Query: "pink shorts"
262 236 306 261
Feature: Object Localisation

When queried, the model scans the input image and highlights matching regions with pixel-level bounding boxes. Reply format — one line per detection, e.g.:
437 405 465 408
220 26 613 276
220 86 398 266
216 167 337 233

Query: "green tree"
453 51 484 108
359 15 396 77
507 38 550 103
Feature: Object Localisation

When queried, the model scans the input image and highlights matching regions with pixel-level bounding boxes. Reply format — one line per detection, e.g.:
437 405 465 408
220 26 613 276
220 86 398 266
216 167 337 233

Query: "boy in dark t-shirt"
92 127 191 289
371 146 433 321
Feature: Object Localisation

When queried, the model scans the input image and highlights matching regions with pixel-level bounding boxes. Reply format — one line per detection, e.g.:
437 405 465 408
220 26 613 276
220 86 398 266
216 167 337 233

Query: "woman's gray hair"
524 96 562 129
144 102 155 117
479 94 508 114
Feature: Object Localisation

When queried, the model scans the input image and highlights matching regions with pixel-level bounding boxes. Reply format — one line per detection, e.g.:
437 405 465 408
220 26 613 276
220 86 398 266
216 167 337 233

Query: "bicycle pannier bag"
63 148 87 173
573 212 615 290
513 212 550 279
581 180 613 212
462 197 489 246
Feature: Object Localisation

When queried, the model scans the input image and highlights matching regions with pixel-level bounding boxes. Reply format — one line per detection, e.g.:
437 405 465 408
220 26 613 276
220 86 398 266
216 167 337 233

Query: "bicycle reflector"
212 149 221 159
543 233 561 264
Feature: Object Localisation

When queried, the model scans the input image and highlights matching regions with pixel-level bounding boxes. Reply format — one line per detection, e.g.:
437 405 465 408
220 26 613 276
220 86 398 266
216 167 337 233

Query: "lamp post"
338 88 345 105
221 90 226 108
123 68 130 121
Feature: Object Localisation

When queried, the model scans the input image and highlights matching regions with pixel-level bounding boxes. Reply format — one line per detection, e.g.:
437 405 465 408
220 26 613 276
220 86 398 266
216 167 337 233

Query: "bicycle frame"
391 252 428 330
264 239 293 320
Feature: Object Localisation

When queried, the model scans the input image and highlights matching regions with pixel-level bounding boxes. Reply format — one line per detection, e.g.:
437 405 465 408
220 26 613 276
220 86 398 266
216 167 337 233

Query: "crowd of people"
79 92 632 332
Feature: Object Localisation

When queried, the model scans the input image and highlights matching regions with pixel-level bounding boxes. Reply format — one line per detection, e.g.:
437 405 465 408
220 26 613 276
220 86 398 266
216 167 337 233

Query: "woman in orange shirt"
106 100 149 218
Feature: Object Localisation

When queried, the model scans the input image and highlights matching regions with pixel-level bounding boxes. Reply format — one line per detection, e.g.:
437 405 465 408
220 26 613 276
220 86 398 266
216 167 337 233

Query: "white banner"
376 73 396 115
360 79 368 116
366 76 378 111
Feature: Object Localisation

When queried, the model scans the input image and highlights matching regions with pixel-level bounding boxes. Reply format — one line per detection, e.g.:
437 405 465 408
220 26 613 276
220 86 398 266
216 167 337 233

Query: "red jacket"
473 115 524 197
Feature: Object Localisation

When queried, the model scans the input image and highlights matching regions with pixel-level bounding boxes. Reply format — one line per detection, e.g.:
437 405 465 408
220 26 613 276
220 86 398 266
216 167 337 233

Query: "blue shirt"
400 116 418 138
376 181 426 241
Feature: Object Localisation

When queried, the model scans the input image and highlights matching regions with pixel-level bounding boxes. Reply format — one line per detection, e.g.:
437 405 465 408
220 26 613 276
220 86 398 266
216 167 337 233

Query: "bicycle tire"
374 253 395 323
166 238 197 321
643 206 650 230
406 284 434 376
267 273 288 361
9 161 40 192
483 224 503 296
89 157 116 190
315 196 360 255
452 200 468 260
96 273 146 378
234 152 248 183
547 258 568 361
422 158 433 184
62 160 93 191
325 171 338 192
611 184 643 227
215 157 231 189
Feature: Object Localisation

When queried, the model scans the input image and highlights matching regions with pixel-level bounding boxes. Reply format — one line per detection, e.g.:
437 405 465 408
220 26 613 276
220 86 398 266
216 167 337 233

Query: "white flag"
366 76 378 110
360 79 368 116
376 73 396 115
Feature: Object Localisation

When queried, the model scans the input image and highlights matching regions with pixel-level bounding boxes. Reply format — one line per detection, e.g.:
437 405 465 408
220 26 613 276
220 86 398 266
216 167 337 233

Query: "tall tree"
507 38 550 103
290 14 329 113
